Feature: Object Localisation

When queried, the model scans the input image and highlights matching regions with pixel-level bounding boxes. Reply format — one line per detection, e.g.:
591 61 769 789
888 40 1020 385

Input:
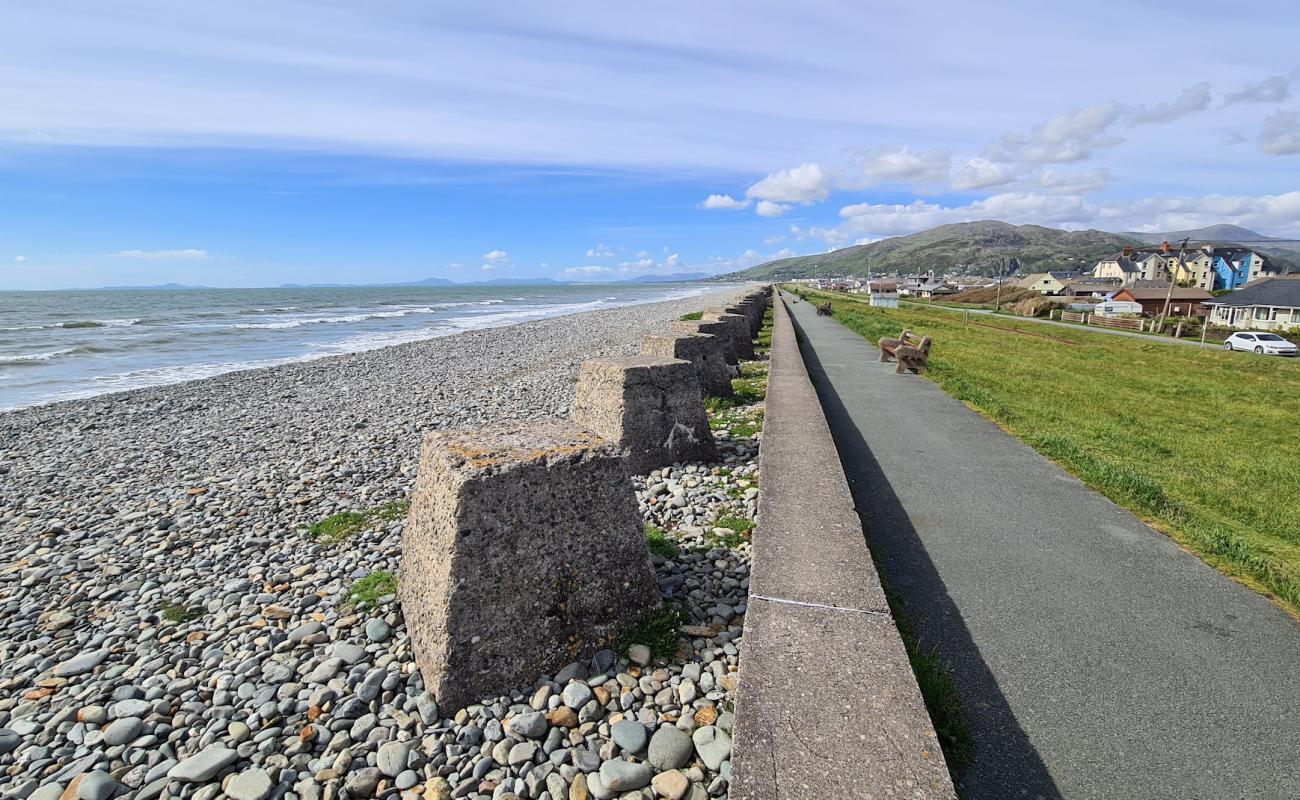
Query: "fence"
1060 311 1089 324
1088 315 1145 331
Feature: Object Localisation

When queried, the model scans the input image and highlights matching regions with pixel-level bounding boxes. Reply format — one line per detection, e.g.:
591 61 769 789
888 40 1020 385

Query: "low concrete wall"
730 292 956 798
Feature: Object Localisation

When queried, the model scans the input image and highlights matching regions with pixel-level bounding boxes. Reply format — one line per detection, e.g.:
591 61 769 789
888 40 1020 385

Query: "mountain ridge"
721 220 1296 280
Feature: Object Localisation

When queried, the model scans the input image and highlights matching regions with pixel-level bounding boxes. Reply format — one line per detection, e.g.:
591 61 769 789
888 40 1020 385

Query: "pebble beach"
0 288 764 800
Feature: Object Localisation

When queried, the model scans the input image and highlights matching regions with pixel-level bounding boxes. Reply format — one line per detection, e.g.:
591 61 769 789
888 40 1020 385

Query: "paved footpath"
783 292 1300 800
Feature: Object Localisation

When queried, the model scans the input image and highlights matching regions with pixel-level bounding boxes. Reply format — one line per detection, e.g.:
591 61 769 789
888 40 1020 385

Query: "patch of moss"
160 603 202 624
306 511 369 545
679 311 704 321
372 500 410 521
348 570 398 608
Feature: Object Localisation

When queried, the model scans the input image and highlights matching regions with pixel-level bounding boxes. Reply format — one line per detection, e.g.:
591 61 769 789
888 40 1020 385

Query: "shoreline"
0 286 760 797
0 283 740 415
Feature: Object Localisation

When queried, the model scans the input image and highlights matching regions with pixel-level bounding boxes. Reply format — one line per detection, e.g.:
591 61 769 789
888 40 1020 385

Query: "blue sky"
3 1 1299 289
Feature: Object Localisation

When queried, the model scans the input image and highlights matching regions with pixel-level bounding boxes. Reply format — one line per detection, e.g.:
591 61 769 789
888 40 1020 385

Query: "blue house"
1212 256 1247 291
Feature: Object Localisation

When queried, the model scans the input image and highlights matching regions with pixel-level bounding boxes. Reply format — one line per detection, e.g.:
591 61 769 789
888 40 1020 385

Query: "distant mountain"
625 272 711 283
96 282 211 291
1122 224 1285 244
721 221 1141 280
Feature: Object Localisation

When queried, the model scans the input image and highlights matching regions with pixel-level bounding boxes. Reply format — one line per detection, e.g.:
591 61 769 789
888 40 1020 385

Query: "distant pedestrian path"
783 292 1300 799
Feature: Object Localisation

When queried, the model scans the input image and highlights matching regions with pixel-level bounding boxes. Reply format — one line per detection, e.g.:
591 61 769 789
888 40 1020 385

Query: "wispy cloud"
1223 76 1290 106
1131 82 1212 124
111 248 209 260
13 256 27 263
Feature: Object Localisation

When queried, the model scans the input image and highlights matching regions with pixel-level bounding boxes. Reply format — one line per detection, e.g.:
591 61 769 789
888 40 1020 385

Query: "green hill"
725 219 1299 281
722 220 1140 280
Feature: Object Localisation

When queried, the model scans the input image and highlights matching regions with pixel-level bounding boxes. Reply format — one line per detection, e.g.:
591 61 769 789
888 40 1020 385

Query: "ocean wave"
0 318 142 332
0 345 108 365
231 301 506 329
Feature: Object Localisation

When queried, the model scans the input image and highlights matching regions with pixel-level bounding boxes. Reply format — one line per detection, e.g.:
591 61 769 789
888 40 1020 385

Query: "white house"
1204 275 1300 331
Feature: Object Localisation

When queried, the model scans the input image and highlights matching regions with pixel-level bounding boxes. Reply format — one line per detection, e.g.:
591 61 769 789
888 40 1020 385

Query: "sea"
0 282 731 411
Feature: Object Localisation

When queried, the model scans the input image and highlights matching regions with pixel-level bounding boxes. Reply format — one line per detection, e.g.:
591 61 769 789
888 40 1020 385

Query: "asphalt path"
783 291 1300 799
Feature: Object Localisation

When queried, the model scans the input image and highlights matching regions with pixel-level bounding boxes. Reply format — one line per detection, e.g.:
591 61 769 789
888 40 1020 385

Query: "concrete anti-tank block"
641 332 733 398
703 312 755 361
400 419 660 713
571 356 716 474
668 320 738 365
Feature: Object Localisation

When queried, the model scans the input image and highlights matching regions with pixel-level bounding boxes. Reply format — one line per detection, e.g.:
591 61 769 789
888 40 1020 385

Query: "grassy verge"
794 287 1300 613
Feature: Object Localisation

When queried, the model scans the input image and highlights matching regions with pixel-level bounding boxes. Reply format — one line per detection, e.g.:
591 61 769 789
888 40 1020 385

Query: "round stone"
648 724 694 770
610 719 648 754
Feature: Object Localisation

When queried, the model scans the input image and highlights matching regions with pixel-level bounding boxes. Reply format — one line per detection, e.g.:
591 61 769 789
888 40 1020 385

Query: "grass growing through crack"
646 524 680 558
619 602 691 661
794 287 1300 613
348 570 398 608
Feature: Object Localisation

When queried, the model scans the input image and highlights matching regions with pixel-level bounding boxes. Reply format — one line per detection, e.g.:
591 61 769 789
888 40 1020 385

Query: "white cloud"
13 256 27 263
480 249 512 271
663 253 681 268
585 243 614 258
745 162 831 204
951 157 1017 190
701 193 751 210
755 200 788 217
1131 82 1212 124
1224 76 1290 106
847 145 950 187
111 248 209 260
986 102 1123 164
562 265 614 278
1036 167 1109 195
1259 110 1300 155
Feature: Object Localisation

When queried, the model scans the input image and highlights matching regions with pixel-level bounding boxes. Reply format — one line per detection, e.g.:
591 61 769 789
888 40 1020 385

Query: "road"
782 291 1300 799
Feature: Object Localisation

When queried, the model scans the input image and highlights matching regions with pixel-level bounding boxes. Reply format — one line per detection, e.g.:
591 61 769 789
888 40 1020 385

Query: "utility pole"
994 258 1005 312
1159 238 1189 334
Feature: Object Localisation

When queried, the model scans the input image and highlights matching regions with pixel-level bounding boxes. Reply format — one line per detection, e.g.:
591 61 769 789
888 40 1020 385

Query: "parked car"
1223 332 1298 356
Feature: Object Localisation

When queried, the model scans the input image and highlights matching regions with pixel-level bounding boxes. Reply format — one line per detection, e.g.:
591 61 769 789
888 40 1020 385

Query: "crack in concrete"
749 592 890 617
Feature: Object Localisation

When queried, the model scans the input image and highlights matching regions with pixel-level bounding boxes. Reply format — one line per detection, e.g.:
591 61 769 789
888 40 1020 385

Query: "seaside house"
1110 286 1214 317
1093 249 1140 284
914 281 958 299
867 280 900 308
1094 242 1277 291
1061 279 1122 298
1203 276 1300 331
1017 272 1071 295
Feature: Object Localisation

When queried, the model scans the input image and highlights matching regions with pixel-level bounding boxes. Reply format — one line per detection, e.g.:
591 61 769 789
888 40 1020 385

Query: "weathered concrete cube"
400 419 660 712
669 320 738 365
704 312 755 361
728 301 763 335
571 356 716 474
641 332 733 398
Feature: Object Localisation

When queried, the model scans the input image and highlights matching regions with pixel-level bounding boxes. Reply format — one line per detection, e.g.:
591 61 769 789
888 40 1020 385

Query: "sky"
3 0 1299 289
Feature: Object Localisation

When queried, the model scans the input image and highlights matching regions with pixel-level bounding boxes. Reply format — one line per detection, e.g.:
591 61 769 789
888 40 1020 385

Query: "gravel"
0 289 762 799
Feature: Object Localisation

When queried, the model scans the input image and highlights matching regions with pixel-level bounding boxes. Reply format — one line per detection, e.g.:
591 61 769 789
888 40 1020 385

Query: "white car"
1223 332 1298 356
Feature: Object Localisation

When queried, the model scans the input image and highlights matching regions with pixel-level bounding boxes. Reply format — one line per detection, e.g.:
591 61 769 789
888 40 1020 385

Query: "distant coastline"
20 272 717 293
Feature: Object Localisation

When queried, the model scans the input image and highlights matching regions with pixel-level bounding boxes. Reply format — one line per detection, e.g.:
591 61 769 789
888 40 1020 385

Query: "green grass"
160 603 203 624
645 524 680 558
620 602 691 660
372 500 410 521
305 500 410 545
707 515 753 547
348 570 398 608
679 311 704 321
796 287 1300 613
306 511 370 544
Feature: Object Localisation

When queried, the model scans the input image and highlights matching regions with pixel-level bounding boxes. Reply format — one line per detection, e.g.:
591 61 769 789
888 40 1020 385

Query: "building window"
1255 307 1269 320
